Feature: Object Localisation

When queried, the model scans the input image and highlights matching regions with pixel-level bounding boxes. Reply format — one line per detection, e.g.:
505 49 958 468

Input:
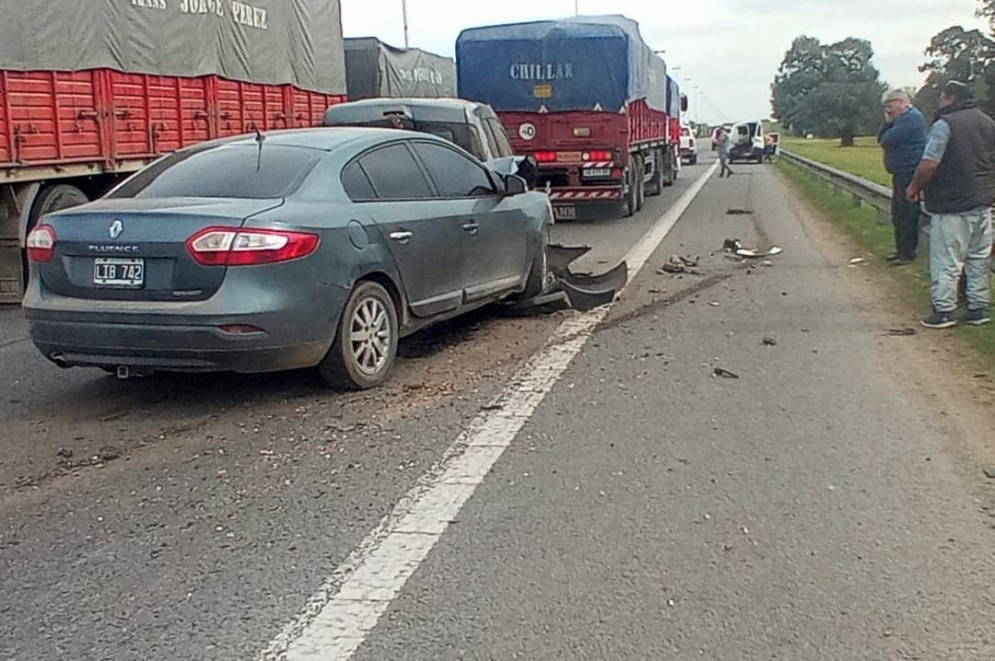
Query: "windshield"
108 144 321 199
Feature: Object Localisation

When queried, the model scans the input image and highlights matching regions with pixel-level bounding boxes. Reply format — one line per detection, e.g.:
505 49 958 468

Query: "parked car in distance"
23 128 551 390
679 126 698 165
322 97 539 186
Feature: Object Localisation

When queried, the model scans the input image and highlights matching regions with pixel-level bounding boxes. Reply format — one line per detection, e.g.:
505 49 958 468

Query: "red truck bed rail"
1 70 345 179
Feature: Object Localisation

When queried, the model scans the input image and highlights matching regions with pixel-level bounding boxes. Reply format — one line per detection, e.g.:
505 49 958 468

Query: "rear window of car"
108 144 321 199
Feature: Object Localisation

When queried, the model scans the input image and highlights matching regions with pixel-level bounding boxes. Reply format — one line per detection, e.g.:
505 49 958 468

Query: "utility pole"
402 0 410 48
574 0 579 15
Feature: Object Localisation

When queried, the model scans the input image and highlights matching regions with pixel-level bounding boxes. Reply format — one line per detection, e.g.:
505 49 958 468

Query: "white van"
729 121 765 163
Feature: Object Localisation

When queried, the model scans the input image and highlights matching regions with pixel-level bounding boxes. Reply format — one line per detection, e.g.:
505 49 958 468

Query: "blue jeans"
891 171 920 260
929 207 993 313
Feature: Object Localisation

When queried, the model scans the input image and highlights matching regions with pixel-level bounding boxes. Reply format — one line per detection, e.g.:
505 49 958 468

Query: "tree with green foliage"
771 36 886 146
914 26 994 120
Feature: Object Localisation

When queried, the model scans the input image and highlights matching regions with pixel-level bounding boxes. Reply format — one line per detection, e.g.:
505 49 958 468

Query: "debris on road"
849 257 867 267
726 208 753 215
724 238 784 259
737 246 784 259
56 448 73 459
97 447 121 462
658 255 702 275
985 465 995 479
886 328 917 337
762 337 778 346
713 367 740 379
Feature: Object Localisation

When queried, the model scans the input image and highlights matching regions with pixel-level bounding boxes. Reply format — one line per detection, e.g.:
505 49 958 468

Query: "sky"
340 0 989 126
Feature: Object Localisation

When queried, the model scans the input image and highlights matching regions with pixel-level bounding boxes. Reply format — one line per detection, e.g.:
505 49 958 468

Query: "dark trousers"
891 170 920 260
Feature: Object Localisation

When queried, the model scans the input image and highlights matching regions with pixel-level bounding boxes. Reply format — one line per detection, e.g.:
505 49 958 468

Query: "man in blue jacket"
877 89 927 265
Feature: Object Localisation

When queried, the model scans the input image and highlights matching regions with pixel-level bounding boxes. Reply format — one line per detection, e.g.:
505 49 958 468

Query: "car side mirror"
503 174 528 196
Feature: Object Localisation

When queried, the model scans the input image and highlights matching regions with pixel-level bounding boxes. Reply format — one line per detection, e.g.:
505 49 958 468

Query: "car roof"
178 126 447 155
324 97 492 126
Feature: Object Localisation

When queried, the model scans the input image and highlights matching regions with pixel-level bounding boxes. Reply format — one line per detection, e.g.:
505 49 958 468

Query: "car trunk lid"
36 197 283 302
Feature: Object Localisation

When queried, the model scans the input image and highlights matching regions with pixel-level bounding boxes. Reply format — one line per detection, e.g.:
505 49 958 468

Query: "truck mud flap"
505 243 628 314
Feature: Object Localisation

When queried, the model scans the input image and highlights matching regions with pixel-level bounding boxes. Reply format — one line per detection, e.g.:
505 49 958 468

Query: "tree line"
771 0 995 145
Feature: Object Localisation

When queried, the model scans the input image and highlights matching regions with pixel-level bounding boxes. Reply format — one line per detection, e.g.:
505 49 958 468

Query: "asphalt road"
4 154 995 660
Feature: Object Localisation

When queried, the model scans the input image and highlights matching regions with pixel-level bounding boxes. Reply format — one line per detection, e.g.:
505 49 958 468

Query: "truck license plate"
93 258 145 287
553 205 577 221
583 168 612 177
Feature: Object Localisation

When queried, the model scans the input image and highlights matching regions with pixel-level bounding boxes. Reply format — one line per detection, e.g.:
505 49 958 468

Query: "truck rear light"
187 227 320 266
582 150 614 162
26 225 57 262
534 151 556 163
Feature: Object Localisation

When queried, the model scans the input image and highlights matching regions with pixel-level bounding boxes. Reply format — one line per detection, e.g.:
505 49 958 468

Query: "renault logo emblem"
109 220 124 239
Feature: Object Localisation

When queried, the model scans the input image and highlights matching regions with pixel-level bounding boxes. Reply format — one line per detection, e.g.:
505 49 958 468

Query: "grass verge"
776 158 995 359
780 136 890 187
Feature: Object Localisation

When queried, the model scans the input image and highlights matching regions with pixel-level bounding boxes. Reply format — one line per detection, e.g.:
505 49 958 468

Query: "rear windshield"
109 144 321 199
324 117 486 161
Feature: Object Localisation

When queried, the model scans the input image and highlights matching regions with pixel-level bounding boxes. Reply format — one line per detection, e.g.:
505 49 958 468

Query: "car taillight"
186 227 320 266
26 224 57 262
534 151 556 163
582 150 614 162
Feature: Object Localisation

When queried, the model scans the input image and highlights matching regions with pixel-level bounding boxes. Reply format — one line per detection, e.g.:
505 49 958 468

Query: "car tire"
318 281 399 390
517 237 549 300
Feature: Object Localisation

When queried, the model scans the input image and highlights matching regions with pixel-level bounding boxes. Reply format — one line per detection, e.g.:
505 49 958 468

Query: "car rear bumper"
23 278 350 374
27 318 332 373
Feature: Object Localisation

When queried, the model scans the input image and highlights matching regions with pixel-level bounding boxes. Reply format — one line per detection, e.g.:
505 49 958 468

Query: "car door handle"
389 231 412 243
462 222 479 235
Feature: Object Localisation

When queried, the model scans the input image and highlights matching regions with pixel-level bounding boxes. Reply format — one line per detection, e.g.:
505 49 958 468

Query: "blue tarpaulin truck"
456 15 685 220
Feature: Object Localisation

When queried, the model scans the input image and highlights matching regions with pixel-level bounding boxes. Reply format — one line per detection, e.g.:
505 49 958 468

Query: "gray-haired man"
877 89 926 265
906 81 995 329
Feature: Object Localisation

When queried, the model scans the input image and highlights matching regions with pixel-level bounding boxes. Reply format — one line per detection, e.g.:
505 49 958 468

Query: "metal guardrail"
779 150 893 225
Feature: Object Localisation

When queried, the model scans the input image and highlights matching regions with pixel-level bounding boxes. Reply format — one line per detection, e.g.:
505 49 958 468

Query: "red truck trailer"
455 15 686 221
0 1 348 304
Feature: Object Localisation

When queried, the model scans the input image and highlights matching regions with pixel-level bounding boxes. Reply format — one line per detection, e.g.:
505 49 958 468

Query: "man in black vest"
906 81 995 329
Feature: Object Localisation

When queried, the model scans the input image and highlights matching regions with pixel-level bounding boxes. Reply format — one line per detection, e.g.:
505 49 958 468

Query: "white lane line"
257 162 718 661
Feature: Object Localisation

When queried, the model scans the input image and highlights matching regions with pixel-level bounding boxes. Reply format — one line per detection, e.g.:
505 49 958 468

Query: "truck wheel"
622 166 636 217
30 184 89 225
317 281 399 390
647 150 664 197
23 184 90 286
635 156 646 212
662 150 675 187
